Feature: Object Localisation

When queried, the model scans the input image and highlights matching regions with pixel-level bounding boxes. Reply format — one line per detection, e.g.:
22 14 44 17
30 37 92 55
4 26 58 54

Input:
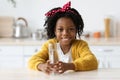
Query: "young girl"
28 1 98 74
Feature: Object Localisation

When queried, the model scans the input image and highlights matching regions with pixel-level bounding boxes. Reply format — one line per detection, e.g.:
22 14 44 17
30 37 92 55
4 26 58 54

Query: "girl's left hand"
53 61 68 74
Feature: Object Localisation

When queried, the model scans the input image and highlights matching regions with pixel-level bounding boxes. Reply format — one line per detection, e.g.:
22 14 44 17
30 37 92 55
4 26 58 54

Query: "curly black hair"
44 7 84 39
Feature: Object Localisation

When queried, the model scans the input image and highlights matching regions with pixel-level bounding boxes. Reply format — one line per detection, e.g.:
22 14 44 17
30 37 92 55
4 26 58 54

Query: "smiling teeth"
63 38 69 40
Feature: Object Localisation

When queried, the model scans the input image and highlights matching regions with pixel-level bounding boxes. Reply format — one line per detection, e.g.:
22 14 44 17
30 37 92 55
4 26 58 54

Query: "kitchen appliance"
13 17 30 38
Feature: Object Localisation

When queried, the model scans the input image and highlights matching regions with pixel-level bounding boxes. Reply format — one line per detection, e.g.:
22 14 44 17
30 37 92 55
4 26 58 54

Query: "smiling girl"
28 1 98 74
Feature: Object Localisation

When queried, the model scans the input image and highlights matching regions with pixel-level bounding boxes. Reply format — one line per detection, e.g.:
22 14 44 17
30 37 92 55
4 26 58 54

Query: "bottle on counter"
104 17 111 39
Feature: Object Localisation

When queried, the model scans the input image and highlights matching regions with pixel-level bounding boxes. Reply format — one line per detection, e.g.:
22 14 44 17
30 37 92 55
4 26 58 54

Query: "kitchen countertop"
0 38 45 46
0 68 120 80
0 37 120 46
83 37 120 46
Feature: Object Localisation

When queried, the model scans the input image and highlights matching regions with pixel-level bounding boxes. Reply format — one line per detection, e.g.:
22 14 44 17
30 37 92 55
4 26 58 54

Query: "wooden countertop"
0 68 120 80
0 38 120 46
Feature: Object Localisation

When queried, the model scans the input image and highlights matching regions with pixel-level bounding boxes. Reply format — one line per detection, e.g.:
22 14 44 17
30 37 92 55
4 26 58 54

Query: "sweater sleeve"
28 41 49 71
72 40 98 71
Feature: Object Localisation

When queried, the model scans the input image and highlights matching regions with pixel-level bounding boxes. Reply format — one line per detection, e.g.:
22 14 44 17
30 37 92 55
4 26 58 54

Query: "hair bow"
45 1 74 17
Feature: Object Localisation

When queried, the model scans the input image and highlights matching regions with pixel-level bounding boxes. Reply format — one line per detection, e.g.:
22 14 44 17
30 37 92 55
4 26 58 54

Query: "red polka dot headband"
45 1 75 17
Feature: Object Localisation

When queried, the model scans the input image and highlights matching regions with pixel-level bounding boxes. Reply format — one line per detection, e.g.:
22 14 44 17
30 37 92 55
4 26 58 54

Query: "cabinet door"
107 55 120 68
0 46 23 68
23 46 41 67
90 46 120 68
0 46 23 56
90 46 120 55
24 57 31 68
0 56 23 68
23 46 41 56
90 46 106 68
95 55 107 68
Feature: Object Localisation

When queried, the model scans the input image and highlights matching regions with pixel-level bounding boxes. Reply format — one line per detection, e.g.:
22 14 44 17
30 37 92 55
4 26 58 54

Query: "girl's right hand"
38 60 53 75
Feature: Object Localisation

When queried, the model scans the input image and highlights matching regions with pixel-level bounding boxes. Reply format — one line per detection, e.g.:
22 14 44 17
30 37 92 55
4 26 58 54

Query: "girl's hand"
53 61 68 74
38 60 53 75
57 61 67 74
53 61 75 74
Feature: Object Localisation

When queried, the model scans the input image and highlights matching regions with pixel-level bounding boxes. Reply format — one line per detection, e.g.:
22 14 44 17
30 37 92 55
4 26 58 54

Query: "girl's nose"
63 30 69 35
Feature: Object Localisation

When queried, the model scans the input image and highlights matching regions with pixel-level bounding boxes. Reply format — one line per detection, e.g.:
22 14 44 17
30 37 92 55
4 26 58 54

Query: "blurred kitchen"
0 0 120 69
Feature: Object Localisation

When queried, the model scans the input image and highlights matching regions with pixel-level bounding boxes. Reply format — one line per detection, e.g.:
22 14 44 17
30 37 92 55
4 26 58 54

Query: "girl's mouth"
62 38 70 41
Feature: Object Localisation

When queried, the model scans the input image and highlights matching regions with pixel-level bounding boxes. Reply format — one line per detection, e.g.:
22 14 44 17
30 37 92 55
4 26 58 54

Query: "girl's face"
55 17 76 46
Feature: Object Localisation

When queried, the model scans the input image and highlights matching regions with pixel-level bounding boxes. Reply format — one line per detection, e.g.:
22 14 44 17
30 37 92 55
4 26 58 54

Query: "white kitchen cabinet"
23 46 41 56
90 45 120 68
107 54 120 68
0 45 42 68
0 46 24 68
23 46 41 67
0 56 23 68
0 43 120 69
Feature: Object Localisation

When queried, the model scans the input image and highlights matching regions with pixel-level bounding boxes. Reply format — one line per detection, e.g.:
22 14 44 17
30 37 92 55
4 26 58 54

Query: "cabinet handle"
0 49 2 52
107 61 111 68
102 60 105 68
98 59 105 68
34 49 38 52
98 49 113 52
103 49 113 52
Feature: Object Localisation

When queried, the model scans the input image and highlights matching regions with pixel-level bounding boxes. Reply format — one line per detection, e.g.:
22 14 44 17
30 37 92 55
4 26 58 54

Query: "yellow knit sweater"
28 38 98 71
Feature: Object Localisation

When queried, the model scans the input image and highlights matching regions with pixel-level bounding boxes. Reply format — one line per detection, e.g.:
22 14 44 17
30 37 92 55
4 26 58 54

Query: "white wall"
0 0 120 33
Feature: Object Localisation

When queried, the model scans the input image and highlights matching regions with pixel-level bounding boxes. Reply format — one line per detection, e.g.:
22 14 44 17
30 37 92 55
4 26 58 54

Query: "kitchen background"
0 0 120 38
0 0 120 69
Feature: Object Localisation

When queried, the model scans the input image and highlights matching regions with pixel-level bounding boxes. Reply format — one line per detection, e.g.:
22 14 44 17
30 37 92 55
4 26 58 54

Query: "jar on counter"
31 30 42 40
93 31 101 38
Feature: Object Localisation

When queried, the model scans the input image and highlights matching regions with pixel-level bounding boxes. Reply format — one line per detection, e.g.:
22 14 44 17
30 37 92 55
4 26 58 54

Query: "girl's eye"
58 28 63 32
69 28 75 31
56 27 76 32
